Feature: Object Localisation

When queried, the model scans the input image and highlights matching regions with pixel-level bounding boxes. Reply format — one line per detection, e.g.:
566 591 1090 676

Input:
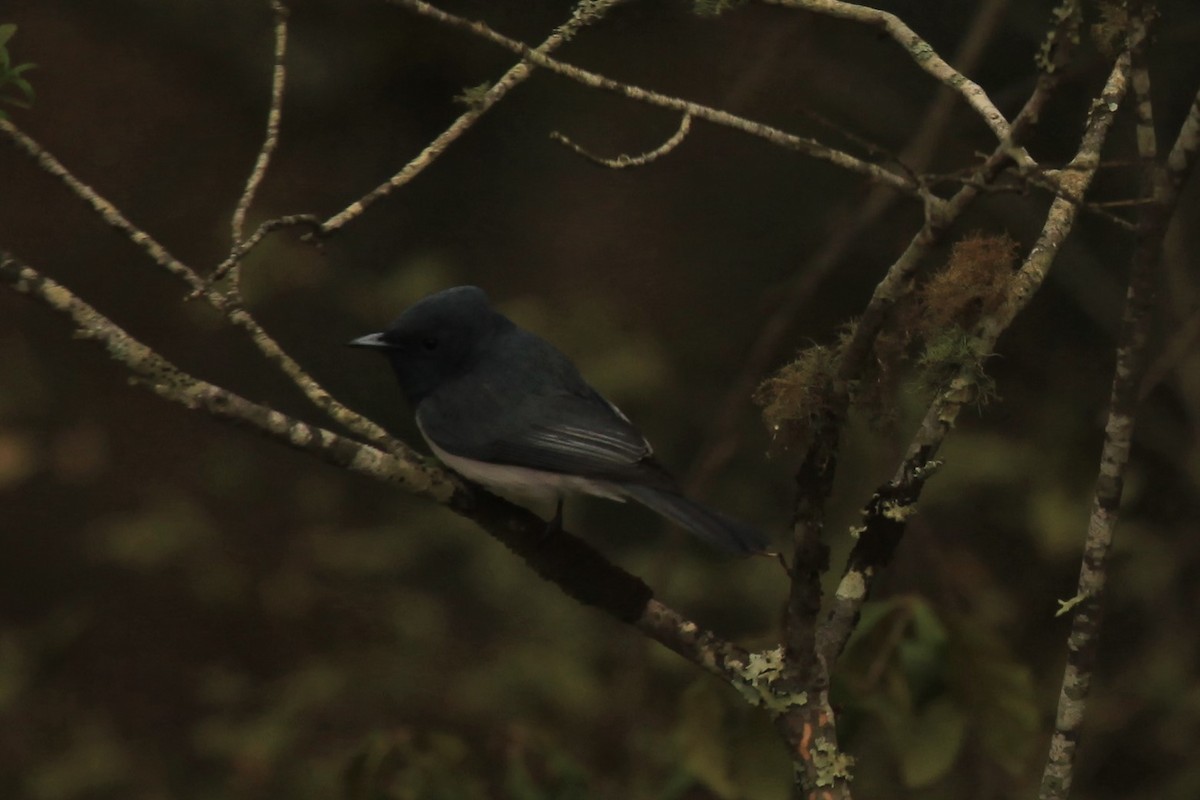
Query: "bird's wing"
417 381 674 489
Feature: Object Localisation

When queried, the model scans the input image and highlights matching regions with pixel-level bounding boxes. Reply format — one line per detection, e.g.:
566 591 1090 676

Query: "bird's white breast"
419 427 626 504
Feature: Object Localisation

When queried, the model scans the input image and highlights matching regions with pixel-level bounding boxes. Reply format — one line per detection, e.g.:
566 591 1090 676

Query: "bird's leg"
542 497 565 541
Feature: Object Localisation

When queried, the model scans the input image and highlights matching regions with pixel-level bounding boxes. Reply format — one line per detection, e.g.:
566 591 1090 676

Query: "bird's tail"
620 485 770 556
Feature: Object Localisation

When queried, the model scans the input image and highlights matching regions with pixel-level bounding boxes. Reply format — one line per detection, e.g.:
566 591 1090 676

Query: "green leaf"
10 61 35 76
0 24 16 49
11 75 33 101
892 698 967 787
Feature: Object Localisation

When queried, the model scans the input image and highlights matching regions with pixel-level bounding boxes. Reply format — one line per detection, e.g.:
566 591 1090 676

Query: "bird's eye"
421 336 439 351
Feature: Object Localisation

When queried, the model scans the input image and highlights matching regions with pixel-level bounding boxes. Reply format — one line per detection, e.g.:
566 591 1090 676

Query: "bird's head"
349 285 504 405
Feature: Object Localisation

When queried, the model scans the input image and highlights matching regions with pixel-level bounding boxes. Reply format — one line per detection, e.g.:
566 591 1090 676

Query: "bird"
349 286 769 555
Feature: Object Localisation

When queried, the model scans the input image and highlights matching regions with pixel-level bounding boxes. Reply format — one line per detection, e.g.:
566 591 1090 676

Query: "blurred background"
1 1 1199 798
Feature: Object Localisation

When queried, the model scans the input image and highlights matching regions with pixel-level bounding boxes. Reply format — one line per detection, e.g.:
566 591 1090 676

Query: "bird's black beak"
346 332 393 350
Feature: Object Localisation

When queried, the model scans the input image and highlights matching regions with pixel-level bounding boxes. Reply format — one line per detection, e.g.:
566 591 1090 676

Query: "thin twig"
0 115 403 454
934 170 1140 231
759 0 1035 171
383 0 922 198
551 113 692 169
321 0 629 234
208 214 323 288
0 115 206 292
230 0 290 246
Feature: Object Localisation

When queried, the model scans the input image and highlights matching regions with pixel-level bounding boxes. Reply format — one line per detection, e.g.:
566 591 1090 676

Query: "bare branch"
551 113 693 169
384 0 922 198
0 115 403 453
759 0 1035 170
0 115 206 292
933 168 1140 231
0 251 436 495
208 213 323 287
1040 12 1186 797
320 0 628 234
230 0 290 246
636 599 753 683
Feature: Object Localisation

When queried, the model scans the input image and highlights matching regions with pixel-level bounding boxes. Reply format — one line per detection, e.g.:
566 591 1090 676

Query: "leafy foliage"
0 24 35 119
453 81 493 110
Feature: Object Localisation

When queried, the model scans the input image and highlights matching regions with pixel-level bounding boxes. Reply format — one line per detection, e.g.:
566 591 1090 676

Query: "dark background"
1 1 1199 797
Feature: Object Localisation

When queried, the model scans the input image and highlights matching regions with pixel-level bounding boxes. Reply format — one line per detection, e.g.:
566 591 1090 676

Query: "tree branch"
384 0 923 198
819 48 1133 668
759 0 1035 170
685 0 1014 499
551 113 693 169
1041 11 1200 797
0 114 206 291
0 114 403 454
320 0 629 234
230 0 290 246
0 249 762 687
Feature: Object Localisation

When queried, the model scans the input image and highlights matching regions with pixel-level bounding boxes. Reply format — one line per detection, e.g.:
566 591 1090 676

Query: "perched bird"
349 286 768 555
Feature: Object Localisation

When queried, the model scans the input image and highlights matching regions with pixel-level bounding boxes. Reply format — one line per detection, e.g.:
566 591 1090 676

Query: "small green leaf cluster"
0 24 36 119
453 81 494 111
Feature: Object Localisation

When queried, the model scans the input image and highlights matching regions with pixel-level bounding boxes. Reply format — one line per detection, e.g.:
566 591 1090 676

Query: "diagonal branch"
320 0 629 234
0 115 403 454
759 0 1035 170
0 249 757 687
0 115 206 291
384 0 923 198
